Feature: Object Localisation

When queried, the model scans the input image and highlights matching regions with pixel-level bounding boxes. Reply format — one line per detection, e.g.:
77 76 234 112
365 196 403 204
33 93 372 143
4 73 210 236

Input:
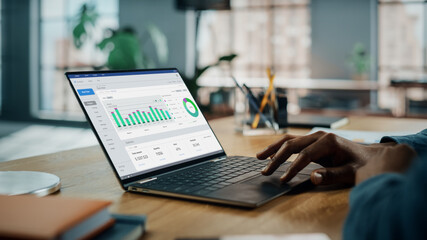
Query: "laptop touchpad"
243 171 310 188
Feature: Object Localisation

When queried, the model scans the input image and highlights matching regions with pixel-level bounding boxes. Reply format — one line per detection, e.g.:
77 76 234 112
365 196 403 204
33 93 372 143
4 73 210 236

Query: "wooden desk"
0 116 425 240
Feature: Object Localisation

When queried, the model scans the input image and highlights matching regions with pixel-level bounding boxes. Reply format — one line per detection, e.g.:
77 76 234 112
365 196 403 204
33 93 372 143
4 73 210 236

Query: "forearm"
380 129 427 157
344 159 427 240
343 174 404 240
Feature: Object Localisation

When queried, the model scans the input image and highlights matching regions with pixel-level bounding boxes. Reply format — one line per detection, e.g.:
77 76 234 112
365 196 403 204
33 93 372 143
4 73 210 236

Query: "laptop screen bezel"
65 68 227 187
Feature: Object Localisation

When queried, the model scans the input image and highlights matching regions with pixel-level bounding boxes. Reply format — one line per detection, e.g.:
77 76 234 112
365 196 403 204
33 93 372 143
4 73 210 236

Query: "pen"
242 84 257 102
231 76 273 129
252 68 276 129
243 83 273 128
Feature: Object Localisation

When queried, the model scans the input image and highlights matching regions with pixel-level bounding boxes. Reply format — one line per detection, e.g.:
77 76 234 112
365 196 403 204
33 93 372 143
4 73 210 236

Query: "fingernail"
262 164 269 173
262 161 272 174
280 171 289 182
312 172 323 185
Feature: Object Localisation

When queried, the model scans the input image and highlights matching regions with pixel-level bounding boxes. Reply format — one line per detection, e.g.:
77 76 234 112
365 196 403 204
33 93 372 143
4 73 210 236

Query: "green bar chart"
137 111 145 123
110 108 173 128
105 96 174 129
111 112 121 127
165 111 171 119
115 108 126 126
149 107 159 121
128 114 136 125
160 109 167 120
148 112 154 122
142 111 150 122
155 108 163 120
133 112 141 124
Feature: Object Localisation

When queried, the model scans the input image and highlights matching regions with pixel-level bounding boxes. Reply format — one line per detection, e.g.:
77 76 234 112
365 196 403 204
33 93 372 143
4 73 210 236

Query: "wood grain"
0 116 425 240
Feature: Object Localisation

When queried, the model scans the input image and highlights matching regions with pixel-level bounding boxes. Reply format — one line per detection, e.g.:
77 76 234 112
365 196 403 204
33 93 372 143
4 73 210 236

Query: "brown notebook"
0 195 114 239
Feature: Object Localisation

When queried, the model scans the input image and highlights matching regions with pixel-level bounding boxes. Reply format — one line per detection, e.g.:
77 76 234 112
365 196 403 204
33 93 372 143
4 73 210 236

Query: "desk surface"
1 116 425 240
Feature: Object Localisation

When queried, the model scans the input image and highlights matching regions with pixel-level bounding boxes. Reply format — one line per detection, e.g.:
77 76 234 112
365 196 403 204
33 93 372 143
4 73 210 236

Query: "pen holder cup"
234 87 287 135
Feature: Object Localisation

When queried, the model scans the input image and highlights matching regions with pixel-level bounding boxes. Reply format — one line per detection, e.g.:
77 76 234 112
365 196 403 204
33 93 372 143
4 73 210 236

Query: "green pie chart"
183 98 199 117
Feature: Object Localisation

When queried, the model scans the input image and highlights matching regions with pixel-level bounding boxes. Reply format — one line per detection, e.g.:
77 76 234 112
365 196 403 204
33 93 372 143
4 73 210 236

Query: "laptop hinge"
211 156 227 162
137 177 157 184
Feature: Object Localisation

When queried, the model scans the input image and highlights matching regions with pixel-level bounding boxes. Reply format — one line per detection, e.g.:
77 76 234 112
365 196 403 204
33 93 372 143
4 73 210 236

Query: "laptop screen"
67 69 224 180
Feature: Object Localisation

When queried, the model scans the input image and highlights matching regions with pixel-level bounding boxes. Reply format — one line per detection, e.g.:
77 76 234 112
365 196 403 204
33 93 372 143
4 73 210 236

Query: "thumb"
310 165 356 185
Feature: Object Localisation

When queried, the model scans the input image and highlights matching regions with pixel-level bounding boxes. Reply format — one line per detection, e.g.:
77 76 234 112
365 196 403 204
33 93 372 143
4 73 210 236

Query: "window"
38 0 118 120
198 0 310 78
378 0 427 111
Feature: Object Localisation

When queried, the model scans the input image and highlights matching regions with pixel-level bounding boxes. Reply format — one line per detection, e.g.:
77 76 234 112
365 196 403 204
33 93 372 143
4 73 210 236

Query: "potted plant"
348 43 370 81
72 3 168 70
183 53 236 94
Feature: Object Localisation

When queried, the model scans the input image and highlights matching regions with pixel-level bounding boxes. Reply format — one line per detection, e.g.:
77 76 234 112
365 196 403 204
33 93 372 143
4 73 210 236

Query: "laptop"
66 68 319 208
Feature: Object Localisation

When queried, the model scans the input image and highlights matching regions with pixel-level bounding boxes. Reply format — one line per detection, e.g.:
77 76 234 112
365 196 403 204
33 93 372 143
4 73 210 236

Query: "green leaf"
97 31 143 70
218 53 237 62
195 53 238 80
72 22 86 49
194 65 213 80
72 3 99 49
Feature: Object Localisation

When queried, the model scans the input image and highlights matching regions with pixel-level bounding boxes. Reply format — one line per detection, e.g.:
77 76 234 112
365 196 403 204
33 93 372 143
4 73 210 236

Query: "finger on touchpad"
276 162 322 175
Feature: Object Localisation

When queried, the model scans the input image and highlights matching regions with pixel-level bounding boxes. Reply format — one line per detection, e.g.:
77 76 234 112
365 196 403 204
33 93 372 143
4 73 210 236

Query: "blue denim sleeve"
380 129 427 157
343 157 427 240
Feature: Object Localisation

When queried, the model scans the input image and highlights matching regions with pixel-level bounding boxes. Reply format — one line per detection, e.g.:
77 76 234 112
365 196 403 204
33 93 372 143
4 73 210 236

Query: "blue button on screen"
77 88 95 96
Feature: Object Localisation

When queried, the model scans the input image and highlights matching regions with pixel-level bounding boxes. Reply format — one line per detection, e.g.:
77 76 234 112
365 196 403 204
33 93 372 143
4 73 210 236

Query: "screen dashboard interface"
68 70 223 180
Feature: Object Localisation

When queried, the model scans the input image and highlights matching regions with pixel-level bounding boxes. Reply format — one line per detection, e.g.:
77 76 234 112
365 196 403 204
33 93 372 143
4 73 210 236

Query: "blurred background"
0 0 426 161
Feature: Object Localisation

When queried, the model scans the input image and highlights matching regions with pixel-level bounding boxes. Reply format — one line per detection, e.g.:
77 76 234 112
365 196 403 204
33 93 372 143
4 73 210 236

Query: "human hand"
356 144 416 184
256 131 397 185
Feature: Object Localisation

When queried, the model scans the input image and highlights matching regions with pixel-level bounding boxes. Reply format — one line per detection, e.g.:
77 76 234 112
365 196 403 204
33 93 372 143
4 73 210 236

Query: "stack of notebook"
287 114 349 129
0 195 146 240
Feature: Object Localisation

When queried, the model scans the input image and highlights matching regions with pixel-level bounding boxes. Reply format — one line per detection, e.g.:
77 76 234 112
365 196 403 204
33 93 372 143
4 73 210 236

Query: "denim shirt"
343 129 427 240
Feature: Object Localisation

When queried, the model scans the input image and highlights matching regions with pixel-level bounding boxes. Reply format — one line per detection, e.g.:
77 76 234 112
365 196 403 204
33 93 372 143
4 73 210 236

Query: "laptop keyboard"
137 156 268 196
